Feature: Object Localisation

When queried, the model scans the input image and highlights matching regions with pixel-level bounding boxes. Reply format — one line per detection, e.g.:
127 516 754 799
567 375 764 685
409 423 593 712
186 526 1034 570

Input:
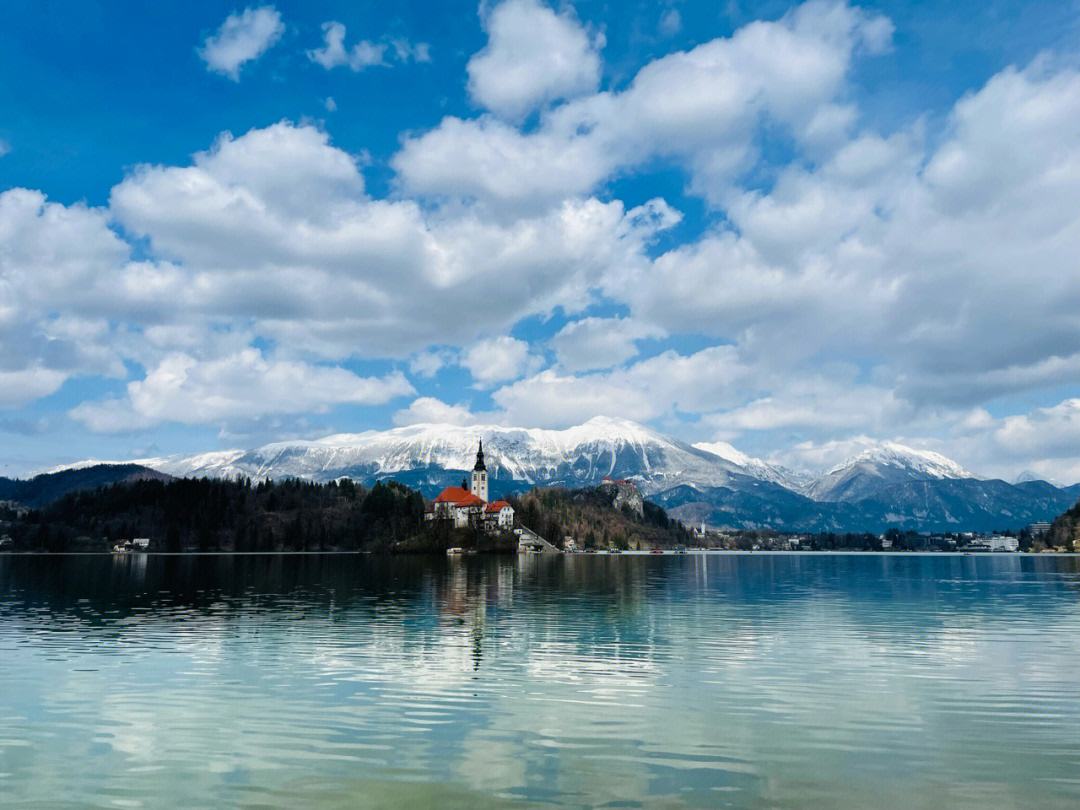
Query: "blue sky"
3 0 1080 481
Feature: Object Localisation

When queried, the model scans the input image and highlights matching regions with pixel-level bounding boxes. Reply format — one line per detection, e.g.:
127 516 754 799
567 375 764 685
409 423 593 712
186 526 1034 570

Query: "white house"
484 500 514 530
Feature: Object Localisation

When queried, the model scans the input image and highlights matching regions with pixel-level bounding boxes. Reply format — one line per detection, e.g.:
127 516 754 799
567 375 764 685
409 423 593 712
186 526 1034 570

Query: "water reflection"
1 553 1079 809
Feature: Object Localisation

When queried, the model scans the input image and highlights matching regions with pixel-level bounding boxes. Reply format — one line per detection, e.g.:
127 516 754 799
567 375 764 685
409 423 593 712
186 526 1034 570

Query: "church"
428 440 515 531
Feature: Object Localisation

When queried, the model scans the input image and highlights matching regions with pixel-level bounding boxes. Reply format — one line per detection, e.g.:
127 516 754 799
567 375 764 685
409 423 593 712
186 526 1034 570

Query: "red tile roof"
456 492 484 507
485 500 511 513
434 486 470 503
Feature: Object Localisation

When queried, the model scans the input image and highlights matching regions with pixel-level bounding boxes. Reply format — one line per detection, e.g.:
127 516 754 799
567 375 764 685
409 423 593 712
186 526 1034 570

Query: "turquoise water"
2 553 1079 809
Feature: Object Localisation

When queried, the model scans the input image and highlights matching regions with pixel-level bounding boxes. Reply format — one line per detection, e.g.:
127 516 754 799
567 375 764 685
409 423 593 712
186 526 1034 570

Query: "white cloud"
324 96 337 112
0 138 10 157
391 38 431 63
461 337 541 386
103 123 673 358
393 397 478 426
408 350 452 378
0 367 67 408
598 57 1080 436
198 5 284 81
467 0 602 120
7 1 1080 483
307 22 385 70
1 122 675 419
398 0 891 208
491 346 754 428
70 350 414 432
659 9 682 37
943 398 1080 482
308 22 429 71
550 317 664 372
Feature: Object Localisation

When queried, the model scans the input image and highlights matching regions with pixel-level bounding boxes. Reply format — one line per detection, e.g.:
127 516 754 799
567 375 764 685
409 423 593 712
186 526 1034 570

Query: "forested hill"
0 464 170 508
1 476 691 553
1049 501 1080 552
2 477 425 553
508 486 691 550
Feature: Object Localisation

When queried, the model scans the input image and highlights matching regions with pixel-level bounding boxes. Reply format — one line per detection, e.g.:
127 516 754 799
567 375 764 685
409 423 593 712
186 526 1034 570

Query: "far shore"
2 549 1076 557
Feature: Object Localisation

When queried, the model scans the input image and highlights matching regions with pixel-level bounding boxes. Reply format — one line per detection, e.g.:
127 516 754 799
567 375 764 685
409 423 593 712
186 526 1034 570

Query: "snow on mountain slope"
124 416 778 494
49 422 986 513
692 441 795 487
805 442 975 502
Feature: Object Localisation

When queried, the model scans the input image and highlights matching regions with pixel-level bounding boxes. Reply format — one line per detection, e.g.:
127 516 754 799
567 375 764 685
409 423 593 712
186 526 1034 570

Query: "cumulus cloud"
461 336 542 386
938 398 1080 482
307 22 386 69
7 0 1080 482
397 0 891 208
70 350 414 432
490 346 755 428
198 5 284 80
467 0 602 120
408 350 453 378
550 317 664 372
393 397 478 426
1 122 674 426
0 368 67 408
307 22 429 71
104 122 674 358
631 60 1080 412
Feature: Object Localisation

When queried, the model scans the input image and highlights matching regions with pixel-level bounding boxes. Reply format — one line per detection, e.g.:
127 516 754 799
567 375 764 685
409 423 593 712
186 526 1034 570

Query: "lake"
2 552 1079 809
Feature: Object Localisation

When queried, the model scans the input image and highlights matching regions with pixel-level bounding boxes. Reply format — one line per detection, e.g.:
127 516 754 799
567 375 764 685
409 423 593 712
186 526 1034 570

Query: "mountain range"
32 416 1080 533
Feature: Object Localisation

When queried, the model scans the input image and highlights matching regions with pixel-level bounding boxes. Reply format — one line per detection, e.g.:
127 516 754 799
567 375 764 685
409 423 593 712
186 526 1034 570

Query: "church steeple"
470 439 489 502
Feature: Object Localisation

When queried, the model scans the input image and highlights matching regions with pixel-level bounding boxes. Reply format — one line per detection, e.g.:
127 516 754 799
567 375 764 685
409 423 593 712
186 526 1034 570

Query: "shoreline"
2 549 1076 557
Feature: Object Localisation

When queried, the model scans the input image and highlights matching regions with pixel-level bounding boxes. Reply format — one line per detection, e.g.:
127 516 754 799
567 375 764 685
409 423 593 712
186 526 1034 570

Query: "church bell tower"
471 440 489 503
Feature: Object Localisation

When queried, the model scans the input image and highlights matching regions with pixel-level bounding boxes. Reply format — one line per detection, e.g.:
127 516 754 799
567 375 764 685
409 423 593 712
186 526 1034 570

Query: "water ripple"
1 553 1079 809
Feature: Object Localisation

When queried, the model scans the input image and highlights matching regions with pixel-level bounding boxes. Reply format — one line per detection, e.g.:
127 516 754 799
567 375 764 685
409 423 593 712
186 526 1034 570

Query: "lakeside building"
966 534 1020 552
1027 522 1052 537
112 537 150 553
428 441 514 532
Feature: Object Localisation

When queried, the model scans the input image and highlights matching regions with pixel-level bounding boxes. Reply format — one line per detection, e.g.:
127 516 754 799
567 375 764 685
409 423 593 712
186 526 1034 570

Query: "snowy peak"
51 421 991 511
87 418 782 496
692 440 754 468
826 442 973 480
807 442 974 502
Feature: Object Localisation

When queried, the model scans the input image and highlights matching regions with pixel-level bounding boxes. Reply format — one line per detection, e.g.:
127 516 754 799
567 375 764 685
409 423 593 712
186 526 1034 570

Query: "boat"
650 548 665 554
446 547 464 555
675 547 688 554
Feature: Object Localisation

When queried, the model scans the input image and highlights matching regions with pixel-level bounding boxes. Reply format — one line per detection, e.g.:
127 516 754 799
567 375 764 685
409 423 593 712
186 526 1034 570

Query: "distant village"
691 523 1064 553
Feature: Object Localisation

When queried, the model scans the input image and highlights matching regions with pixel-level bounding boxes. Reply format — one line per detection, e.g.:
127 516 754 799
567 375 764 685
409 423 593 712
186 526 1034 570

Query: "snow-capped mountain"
805 442 975 503
691 441 795 488
123 416 781 495
39 421 1080 533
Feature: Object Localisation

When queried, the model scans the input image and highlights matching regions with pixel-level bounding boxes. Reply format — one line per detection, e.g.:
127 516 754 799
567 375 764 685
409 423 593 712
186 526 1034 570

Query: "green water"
2 552 1079 809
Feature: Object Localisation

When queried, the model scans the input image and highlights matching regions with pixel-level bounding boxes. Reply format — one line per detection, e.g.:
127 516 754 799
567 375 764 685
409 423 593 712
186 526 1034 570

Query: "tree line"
1 477 425 553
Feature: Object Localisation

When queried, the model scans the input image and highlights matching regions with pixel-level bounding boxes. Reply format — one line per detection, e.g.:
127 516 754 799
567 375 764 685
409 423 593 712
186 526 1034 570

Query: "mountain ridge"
37 417 1078 533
